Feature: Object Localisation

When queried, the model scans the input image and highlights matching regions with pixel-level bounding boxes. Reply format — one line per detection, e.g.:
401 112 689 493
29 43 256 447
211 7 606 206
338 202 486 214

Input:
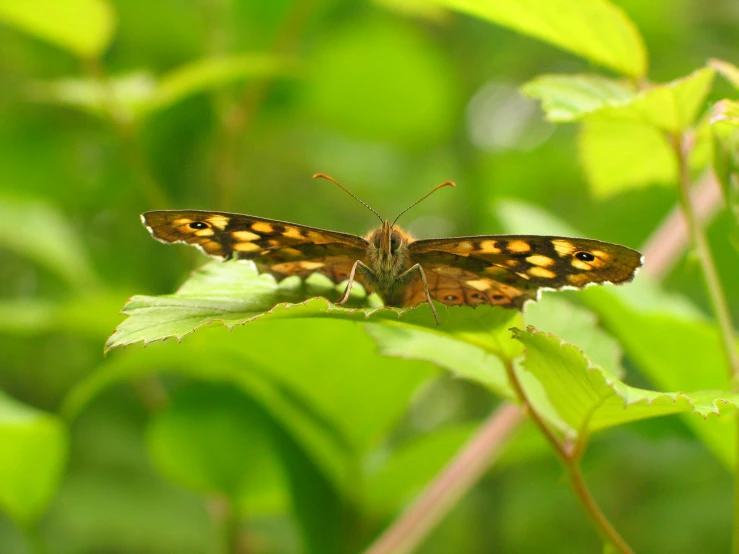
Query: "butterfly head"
366 220 412 277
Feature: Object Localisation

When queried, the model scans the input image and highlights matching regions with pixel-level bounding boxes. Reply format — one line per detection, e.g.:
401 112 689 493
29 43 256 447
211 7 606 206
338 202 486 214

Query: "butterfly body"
142 208 643 324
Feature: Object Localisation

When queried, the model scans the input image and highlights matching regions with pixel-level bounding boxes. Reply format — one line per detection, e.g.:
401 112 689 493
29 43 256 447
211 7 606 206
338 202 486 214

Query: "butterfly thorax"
364 221 414 303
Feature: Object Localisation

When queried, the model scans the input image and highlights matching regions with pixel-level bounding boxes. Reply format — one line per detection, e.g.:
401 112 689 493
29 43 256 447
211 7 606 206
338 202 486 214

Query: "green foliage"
426 0 647 77
0 0 114 58
0 392 68 525
2 0 739 553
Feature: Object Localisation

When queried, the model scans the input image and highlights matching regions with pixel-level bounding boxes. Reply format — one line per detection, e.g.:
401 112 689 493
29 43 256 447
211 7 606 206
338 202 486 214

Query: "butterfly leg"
337 260 375 305
397 263 439 324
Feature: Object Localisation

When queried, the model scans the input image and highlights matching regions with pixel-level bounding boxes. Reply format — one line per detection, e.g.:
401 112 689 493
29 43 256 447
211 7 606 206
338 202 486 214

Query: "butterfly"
141 174 643 323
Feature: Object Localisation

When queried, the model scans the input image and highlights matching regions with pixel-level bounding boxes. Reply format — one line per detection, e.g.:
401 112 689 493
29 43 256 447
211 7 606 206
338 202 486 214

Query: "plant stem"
672 133 739 554
670 133 739 378
503 359 635 554
362 402 525 554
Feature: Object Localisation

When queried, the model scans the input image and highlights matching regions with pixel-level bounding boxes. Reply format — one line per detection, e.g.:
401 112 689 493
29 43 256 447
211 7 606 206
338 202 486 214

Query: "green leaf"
106 260 522 357
0 0 115 59
147 383 289 515
0 294 128 338
521 74 634 122
710 100 739 226
28 72 156 123
582 285 739 466
711 99 739 125
0 392 68 524
0 195 99 290
147 382 344 554
710 58 739 90
72 318 437 491
28 56 291 123
148 55 294 115
513 327 739 439
578 118 677 197
524 296 625 380
426 0 647 78
592 67 716 133
526 67 716 134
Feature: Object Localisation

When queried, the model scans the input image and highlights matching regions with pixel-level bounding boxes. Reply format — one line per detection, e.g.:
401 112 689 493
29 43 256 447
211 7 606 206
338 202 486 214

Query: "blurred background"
0 0 737 553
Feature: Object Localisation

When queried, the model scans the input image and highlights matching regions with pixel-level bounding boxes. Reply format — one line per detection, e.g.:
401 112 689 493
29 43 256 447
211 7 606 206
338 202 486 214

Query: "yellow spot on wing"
195 228 214 237
466 279 491 291
201 241 223 255
552 239 576 257
571 259 593 271
454 241 474 253
283 226 305 240
567 273 591 286
506 240 531 253
233 242 260 252
233 230 261 241
251 222 274 234
299 261 324 270
528 266 557 279
173 217 193 226
207 215 230 230
526 254 555 267
478 240 501 254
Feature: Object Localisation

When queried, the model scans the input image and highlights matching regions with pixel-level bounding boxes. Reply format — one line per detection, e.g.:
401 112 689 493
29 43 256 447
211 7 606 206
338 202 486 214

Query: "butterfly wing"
407 235 642 306
142 210 369 283
402 262 538 308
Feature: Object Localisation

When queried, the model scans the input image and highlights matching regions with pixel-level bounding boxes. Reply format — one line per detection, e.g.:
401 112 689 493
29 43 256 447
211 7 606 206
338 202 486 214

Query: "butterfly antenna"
313 173 383 223
392 180 456 226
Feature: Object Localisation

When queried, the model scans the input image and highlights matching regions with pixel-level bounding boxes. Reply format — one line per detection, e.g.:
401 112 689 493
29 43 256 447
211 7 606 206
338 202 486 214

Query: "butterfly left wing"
407 235 642 306
142 210 370 283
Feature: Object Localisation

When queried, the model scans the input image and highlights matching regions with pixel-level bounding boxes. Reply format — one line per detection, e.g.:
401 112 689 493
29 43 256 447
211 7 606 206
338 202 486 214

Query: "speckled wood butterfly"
142 174 642 323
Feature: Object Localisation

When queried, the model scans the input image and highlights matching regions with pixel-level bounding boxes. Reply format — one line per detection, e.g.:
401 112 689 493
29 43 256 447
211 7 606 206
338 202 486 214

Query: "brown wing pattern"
141 210 369 283
409 235 642 291
402 263 538 308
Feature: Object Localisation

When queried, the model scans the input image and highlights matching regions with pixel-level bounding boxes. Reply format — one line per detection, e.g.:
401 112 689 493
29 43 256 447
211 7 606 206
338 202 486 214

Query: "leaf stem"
670 133 739 378
362 402 525 554
503 359 635 554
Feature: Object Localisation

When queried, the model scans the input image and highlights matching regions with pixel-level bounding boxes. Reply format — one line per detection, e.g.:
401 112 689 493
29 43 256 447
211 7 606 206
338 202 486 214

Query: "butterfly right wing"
141 210 370 283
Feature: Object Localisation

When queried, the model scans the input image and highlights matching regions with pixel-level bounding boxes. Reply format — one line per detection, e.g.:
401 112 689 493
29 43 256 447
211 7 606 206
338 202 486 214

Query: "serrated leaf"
426 0 647 77
582 285 739 466
0 0 115 59
0 195 99 290
578 118 677 197
710 58 739 90
513 327 739 439
0 392 68 524
592 67 716 133
521 74 634 122
526 67 716 134
106 260 525 359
